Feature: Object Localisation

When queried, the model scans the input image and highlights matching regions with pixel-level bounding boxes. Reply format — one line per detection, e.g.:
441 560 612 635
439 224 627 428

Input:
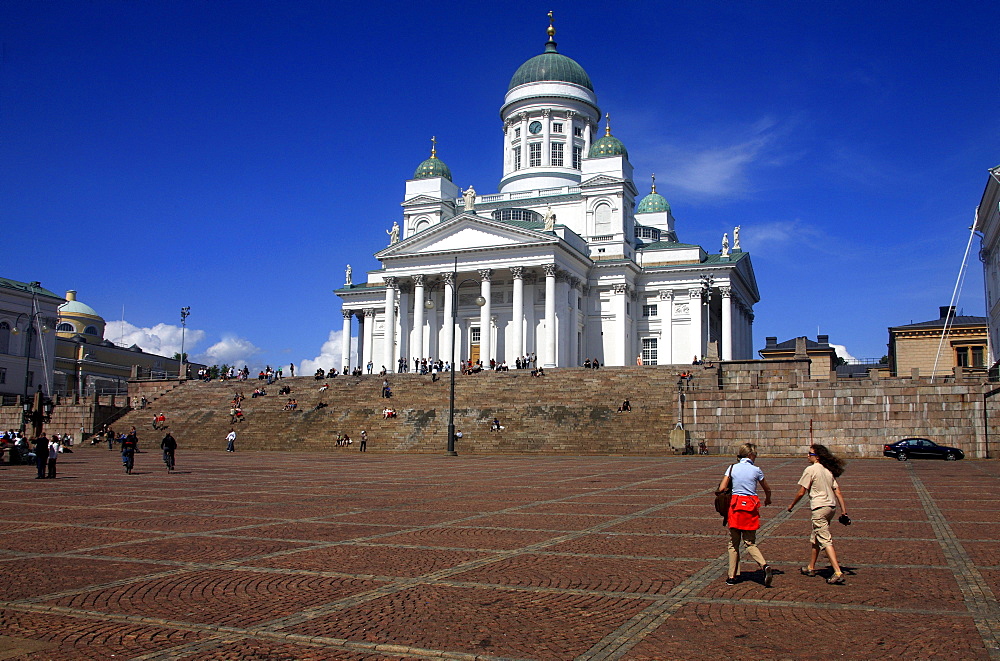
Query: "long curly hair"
811 444 846 478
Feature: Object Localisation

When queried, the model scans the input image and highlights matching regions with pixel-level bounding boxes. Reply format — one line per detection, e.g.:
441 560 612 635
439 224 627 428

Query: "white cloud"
829 344 858 363
199 335 262 368
104 321 206 358
299 329 357 376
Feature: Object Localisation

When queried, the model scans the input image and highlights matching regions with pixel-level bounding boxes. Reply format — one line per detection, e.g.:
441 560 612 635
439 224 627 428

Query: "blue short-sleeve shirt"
727 458 764 496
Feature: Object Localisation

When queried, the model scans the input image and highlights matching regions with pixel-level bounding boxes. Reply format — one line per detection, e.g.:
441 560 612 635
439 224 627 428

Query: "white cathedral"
336 19 759 372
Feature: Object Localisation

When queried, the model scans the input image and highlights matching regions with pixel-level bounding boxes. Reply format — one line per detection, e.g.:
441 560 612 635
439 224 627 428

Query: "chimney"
939 305 956 320
817 334 829 345
765 336 777 348
66 290 77 302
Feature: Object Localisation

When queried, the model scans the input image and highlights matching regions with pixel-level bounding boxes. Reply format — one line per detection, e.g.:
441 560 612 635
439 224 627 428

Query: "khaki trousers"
728 528 766 578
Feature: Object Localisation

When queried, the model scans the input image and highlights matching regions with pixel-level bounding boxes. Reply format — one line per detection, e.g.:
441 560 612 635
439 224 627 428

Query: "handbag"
714 464 736 520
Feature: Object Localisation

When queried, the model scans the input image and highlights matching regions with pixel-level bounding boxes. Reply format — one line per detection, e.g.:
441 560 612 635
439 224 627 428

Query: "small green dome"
637 192 669 214
589 134 627 159
509 42 594 92
413 152 452 181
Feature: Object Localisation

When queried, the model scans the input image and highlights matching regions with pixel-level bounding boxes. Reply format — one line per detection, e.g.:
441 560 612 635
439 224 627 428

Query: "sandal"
827 572 846 585
800 567 817 577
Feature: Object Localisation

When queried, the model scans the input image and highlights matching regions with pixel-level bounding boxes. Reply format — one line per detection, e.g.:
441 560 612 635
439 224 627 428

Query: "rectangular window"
573 145 582 169
27 370 34 388
552 122 563 134
514 127 521 138
529 143 541 167
471 327 481 343
0 367 5 384
574 126 583 137
642 304 658 317
550 142 564 166
642 338 657 365
513 146 521 170
973 346 985 367
956 347 969 367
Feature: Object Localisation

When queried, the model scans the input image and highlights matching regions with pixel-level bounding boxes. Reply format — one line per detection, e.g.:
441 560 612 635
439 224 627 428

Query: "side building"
335 19 759 372
888 306 988 377
975 164 1000 368
0 278 62 399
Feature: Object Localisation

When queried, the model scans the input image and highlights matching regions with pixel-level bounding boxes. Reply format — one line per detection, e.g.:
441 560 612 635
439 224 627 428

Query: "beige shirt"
798 462 839 509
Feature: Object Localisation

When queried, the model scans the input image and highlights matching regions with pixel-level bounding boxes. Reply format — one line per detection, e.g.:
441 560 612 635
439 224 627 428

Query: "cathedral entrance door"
469 326 481 364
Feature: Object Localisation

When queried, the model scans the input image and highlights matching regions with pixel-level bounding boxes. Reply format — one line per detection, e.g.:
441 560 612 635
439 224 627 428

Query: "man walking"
226 428 237 452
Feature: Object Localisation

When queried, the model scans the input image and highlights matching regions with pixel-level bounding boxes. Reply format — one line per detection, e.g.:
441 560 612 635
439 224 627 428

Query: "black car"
883 438 964 461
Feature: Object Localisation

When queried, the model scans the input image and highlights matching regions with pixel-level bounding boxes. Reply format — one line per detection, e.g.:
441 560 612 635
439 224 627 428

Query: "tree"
172 352 189 362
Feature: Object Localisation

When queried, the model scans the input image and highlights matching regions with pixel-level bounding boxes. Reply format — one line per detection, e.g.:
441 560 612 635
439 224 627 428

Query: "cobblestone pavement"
1 447 998 660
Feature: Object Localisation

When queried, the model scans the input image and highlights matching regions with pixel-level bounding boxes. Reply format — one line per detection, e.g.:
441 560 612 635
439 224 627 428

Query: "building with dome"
53 290 202 396
335 18 759 371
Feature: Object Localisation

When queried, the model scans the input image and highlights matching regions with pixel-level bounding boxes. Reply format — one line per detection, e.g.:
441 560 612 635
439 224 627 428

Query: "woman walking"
717 443 774 586
787 444 849 585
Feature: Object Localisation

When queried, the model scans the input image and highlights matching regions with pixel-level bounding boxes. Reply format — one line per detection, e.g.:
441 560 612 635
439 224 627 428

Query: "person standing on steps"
359 430 367 452
226 428 237 452
289 363 295 378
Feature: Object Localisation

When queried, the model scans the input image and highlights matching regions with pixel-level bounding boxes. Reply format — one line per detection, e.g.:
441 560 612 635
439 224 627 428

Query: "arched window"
414 217 430 234
594 203 612 235
84 326 99 335
0 322 9 354
57 323 74 332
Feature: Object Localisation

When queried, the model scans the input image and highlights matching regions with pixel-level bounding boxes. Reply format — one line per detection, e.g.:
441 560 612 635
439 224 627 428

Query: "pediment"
580 174 625 187
401 195 447 207
377 214 556 259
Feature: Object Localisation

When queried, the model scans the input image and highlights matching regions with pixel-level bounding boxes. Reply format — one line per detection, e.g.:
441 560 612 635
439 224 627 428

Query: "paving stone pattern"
0 447 998 660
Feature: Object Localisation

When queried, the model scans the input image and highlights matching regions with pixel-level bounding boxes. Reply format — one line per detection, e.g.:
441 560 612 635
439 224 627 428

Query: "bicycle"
163 449 175 472
122 450 134 474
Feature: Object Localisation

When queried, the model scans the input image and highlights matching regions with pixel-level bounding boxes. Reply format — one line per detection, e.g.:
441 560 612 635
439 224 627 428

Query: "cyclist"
121 432 138 474
160 432 177 472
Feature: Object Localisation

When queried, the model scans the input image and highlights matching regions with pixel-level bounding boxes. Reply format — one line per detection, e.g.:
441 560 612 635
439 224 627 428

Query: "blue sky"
3 1 998 370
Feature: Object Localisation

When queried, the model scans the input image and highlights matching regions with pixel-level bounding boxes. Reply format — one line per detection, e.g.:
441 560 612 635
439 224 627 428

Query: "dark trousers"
360 440 367 452
36 455 46 478
47 457 56 478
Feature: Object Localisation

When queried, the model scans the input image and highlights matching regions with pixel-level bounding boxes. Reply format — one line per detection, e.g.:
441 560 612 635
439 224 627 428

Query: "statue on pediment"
345 264 352 286
386 221 400 245
463 186 476 212
544 206 556 231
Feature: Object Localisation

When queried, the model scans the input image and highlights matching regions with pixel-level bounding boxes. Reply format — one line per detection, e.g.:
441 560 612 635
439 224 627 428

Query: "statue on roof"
733 226 741 251
386 221 400 245
721 232 730 257
463 186 476 212
544 206 556 231
345 264 352 286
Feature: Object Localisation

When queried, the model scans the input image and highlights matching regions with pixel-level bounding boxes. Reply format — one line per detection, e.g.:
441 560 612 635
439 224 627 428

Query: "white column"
478 269 492 364
412 275 425 361
584 119 592 157
441 272 454 362
689 288 703 362
542 109 551 165
543 264 557 368
613 283 628 366
660 290 673 365
511 267 524 362
569 278 580 366
363 308 375 369
341 310 353 371
382 277 397 372
721 286 733 361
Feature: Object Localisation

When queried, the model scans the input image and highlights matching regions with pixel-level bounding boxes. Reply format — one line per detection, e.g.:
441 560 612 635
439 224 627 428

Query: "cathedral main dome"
508 41 594 92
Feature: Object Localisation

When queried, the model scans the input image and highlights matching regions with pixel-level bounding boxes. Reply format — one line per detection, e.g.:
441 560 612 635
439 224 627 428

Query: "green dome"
413 155 452 181
637 192 669 213
508 41 594 92
589 133 628 159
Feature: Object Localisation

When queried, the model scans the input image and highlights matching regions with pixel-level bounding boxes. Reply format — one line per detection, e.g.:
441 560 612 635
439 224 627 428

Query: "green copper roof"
637 192 669 213
589 133 628 159
413 155 452 181
509 40 594 92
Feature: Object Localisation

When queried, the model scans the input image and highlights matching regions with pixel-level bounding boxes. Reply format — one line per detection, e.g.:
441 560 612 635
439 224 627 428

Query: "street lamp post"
429 257 486 456
12 306 49 409
179 306 190 379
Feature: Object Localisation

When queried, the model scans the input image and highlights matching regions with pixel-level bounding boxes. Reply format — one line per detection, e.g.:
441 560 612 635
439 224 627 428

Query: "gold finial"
430 136 437 158
547 11 555 39
651 173 656 193
605 113 611 136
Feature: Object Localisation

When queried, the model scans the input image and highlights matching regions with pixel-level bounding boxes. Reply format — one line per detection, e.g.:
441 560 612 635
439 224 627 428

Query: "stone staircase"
111 367 711 454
